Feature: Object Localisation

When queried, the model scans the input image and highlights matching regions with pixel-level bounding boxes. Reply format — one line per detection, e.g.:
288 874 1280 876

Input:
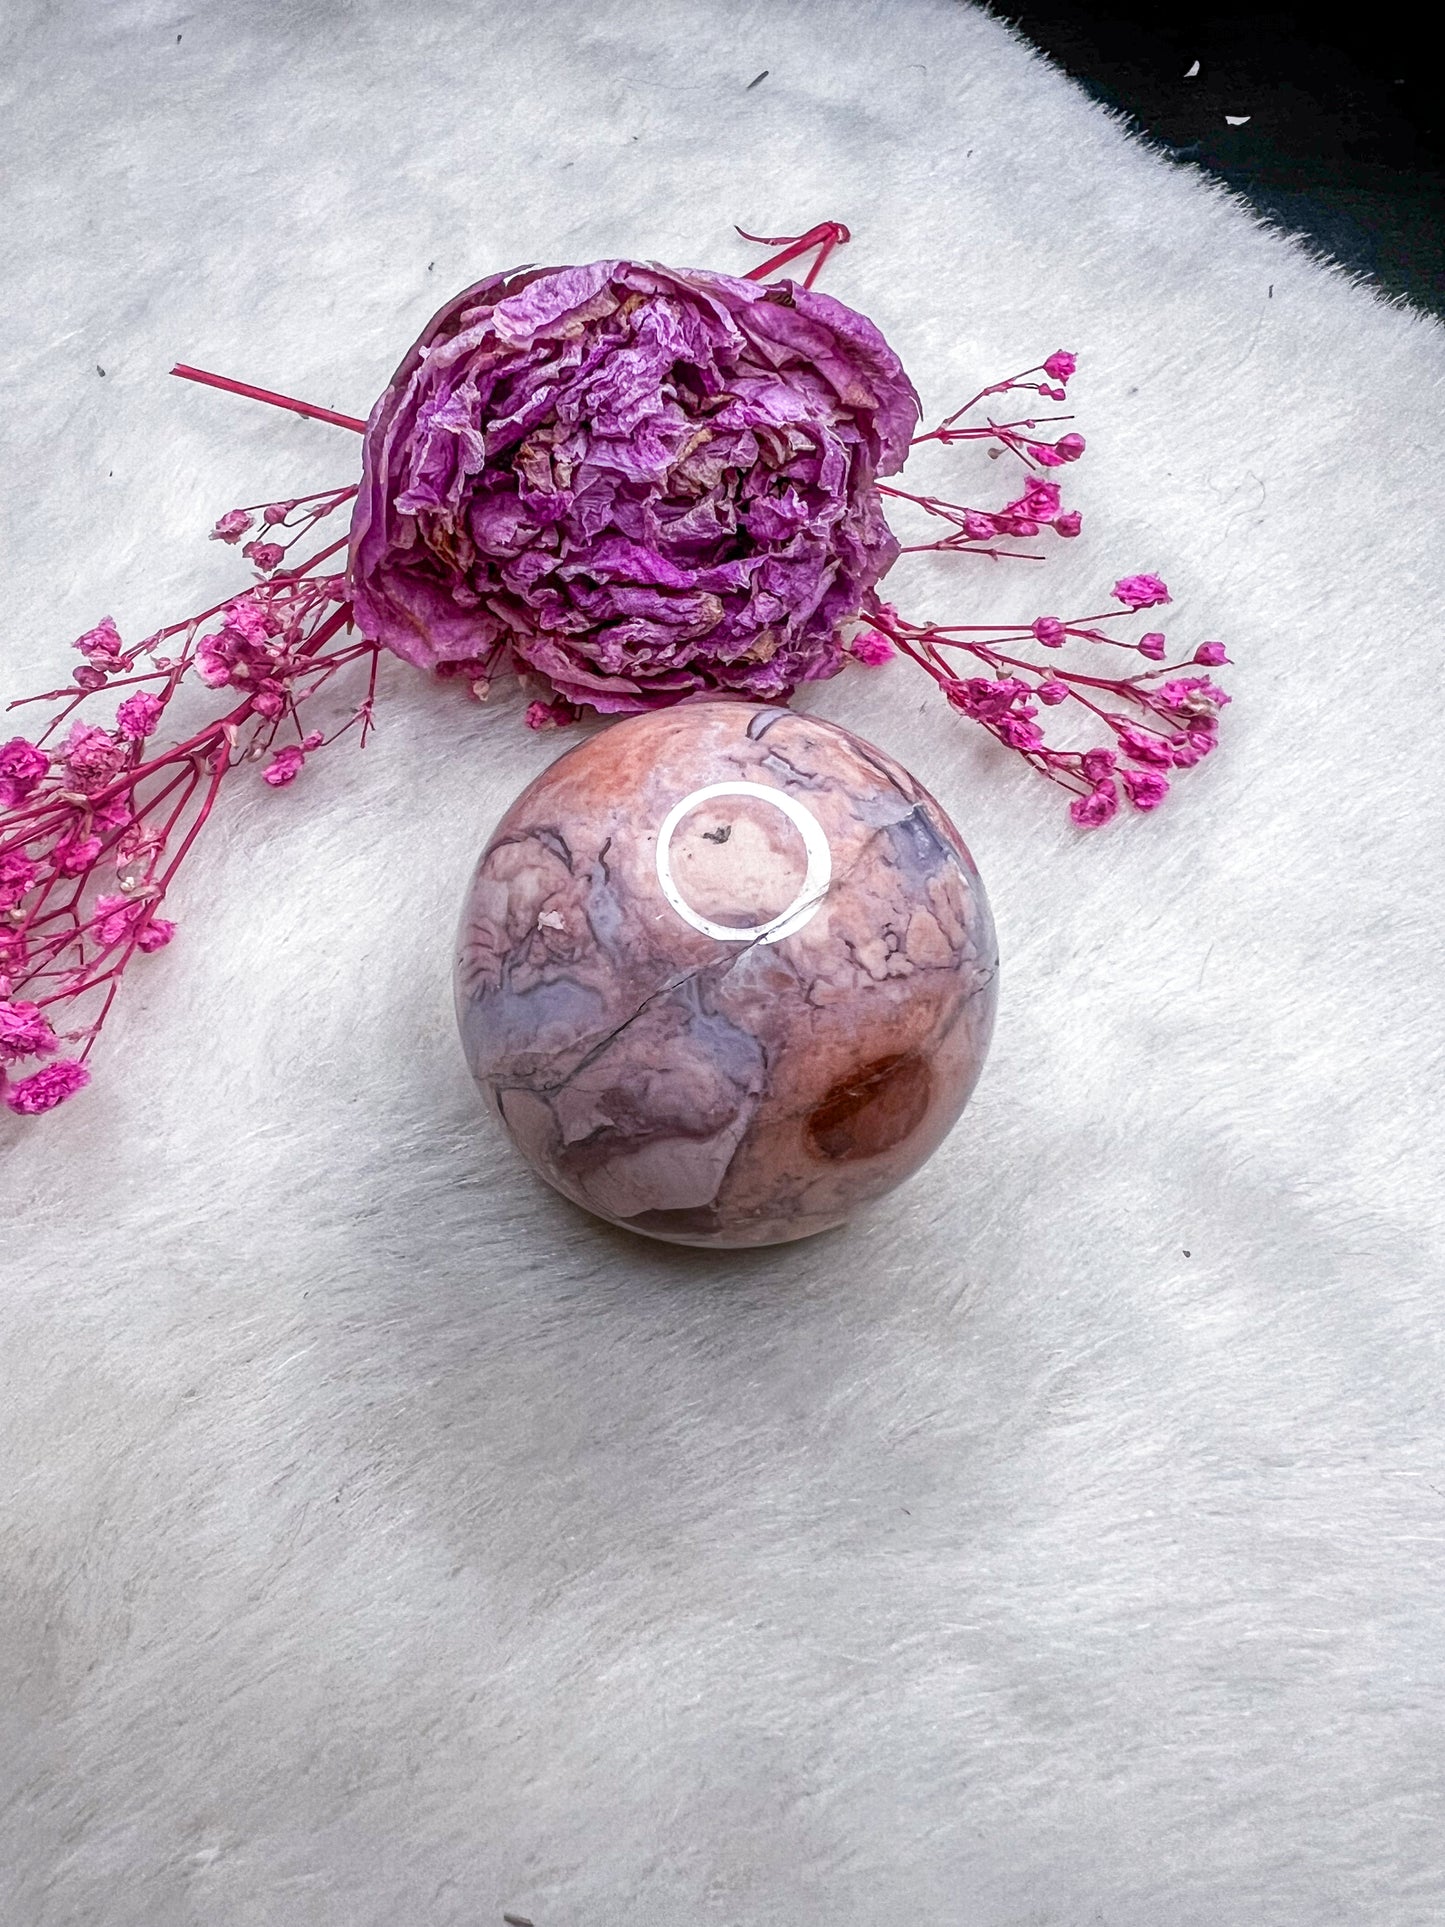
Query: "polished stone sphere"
455 700 998 1247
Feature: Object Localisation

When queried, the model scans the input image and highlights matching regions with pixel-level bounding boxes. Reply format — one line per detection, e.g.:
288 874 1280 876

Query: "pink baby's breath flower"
211 509 253 543
1055 433 1085 462
3 1057 90 1114
1036 679 1069 706
1121 768 1171 810
963 511 998 541
55 834 103 877
0 737 50 805
91 893 138 946
525 699 578 731
1194 642 1228 665
225 597 276 644
1138 632 1167 661
1016 479 1062 519
1170 730 1218 767
1043 351 1077 381
195 636 234 687
1159 675 1229 716
243 540 286 574
1081 747 1117 783
1053 510 1082 537
59 723 125 791
1070 781 1119 828
92 796 132 833
135 916 176 953
1032 617 1066 647
262 745 305 787
116 691 164 739
849 630 895 666
73 616 127 670
0 999 58 1063
1113 573 1171 611
88 892 174 952
1117 725 1175 768
0 852 39 909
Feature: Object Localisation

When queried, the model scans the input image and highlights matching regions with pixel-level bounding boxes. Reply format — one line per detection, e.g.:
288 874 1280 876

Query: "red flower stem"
231 485 358 515
358 642 380 747
170 365 368 434
61 759 215 1032
911 412 1072 448
898 544 1046 561
738 221 851 285
922 367 1048 430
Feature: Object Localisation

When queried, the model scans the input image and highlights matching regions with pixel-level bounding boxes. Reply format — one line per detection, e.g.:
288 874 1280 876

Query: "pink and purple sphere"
455 701 998 1246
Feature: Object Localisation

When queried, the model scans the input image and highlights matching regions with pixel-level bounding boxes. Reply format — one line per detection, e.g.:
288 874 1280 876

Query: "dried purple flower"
348 260 920 713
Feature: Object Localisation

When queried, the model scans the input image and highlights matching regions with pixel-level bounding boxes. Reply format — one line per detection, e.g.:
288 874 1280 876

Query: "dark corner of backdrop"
995 2 1445 312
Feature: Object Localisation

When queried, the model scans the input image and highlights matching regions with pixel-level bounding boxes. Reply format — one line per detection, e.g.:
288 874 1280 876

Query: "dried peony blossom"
348 260 921 712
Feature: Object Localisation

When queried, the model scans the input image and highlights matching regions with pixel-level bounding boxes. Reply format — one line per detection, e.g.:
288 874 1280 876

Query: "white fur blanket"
4 2 1442 1922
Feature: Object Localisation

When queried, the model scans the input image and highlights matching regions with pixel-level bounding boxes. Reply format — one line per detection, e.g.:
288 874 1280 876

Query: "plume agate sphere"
455 702 998 1246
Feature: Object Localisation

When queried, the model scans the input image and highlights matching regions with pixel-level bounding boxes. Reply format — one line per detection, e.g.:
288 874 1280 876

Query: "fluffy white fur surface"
3 2 1443 1921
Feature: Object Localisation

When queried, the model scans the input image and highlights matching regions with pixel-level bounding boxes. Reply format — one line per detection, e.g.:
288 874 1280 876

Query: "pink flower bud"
1032 617 1067 647
195 639 233 688
116 692 164 739
2 1057 90 1114
55 835 103 877
1052 511 1082 538
1194 642 1228 665
1055 433 1086 461
210 509 253 543
1069 780 1119 828
262 745 306 787
525 700 577 730
0 998 58 1063
1117 726 1175 769
1137 632 1167 661
848 631 895 666
1121 768 1171 811
1112 574 1171 611
72 615 126 666
1043 351 1077 381
135 916 176 953
0 737 50 805
1036 680 1069 706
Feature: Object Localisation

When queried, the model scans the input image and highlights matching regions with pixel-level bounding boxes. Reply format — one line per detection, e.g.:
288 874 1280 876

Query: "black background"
997 4 1444 311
